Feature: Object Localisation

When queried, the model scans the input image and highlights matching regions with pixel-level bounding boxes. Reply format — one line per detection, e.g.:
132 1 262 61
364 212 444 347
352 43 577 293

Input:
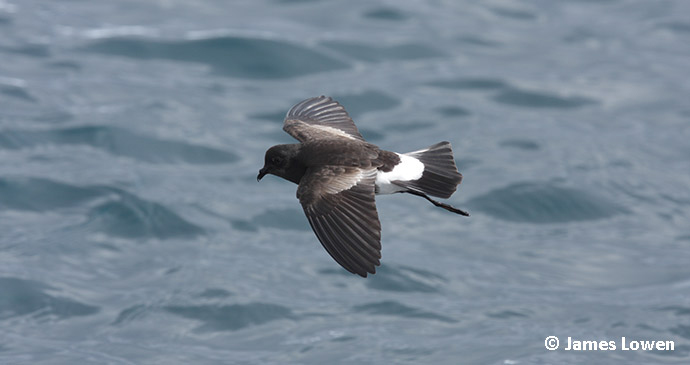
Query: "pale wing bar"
284 96 366 142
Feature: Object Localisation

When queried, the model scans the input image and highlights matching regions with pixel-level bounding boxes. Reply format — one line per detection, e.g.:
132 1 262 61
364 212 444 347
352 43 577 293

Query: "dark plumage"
258 96 468 277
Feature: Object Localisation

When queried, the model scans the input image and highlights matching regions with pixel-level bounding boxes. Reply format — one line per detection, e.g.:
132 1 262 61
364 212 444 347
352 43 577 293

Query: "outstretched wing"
283 96 366 142
297 165 381 277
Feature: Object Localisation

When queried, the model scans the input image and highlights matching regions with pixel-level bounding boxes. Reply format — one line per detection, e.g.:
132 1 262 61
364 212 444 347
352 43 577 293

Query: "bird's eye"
271 157 282 164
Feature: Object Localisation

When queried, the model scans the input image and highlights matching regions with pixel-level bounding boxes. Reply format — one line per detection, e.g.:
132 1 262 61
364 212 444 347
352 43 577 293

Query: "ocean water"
1 0 690 363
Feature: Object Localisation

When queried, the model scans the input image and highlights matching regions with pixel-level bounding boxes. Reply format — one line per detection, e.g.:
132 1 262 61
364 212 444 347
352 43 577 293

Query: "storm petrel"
257 96 468 277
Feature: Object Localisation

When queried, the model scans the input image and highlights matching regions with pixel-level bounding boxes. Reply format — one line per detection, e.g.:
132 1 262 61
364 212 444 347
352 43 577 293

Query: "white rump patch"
375 153 424 195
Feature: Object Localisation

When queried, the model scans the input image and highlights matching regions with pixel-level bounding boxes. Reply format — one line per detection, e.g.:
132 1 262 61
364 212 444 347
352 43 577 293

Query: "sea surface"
1 0 690 364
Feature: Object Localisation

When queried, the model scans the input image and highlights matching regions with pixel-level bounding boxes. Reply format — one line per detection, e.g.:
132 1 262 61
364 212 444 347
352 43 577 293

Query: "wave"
0 277 99 320
80 36 349 79
0 177 204 239
467 181 628 223
0 126 237 164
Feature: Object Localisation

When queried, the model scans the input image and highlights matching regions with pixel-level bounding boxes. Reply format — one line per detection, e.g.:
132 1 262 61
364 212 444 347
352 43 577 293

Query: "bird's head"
257 144 304 184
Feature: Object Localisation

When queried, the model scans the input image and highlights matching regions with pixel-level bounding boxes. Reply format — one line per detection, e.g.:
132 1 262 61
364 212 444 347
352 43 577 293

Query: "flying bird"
257 96 468 277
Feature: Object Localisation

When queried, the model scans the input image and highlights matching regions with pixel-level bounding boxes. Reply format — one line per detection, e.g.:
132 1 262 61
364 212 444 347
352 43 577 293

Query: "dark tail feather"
394 141 463 199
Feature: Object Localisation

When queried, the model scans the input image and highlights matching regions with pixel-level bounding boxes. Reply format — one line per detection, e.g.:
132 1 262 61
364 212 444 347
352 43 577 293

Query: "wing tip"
354 262 379 277
287 95 337 117
283 96 367 142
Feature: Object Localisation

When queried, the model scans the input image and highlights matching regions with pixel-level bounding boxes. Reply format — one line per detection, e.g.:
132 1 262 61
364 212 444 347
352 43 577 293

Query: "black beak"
257 167 268 182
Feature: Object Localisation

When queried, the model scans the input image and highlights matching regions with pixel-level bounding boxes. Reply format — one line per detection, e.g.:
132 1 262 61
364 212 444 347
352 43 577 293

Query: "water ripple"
112 304 148 325
436 106 471 117
426 74 596 111
0 177 103 211
427 78 508 90
0 177 204 238
486 310 529 319
658 306 690 316
490 7 537 21
499 139 540 151
353 301 457 323
467 182 628 223
659 21 690 34
86 190 204 239
251 208 310 231
80 36 349 79
198 288 233 299
322 41 444 62
332 90 400 118
0 126 237 164
0 85 36 102
670 325 690 340
365 265 447 293
0 44 51 58
0 277 99 320
164 303 294 332
492 88 597 109
456 36 503 48
47 60 82 71
362 7 408 21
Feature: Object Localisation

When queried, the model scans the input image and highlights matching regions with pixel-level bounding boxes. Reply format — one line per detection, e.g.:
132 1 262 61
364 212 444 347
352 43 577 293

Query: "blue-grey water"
1 0 689 363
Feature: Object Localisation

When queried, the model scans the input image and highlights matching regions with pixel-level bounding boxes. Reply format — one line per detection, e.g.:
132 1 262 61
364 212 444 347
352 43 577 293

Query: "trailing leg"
406 190 470 216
